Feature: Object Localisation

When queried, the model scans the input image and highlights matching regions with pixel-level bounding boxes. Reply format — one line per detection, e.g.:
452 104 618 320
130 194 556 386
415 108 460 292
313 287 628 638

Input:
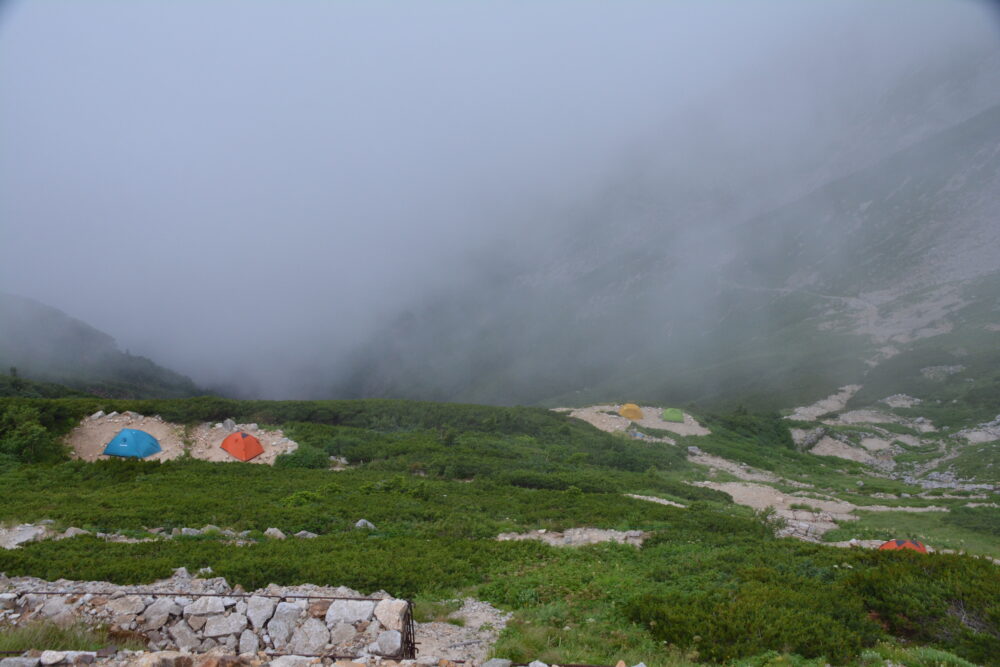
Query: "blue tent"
102 428 161 459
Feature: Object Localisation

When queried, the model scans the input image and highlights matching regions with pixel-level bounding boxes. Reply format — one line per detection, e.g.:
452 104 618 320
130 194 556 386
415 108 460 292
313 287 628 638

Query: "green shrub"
273 445 329 469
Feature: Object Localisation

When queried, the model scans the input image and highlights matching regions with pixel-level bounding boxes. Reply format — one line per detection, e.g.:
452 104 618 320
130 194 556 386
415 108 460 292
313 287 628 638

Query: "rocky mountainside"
0 292 200 398
332 85 1000 412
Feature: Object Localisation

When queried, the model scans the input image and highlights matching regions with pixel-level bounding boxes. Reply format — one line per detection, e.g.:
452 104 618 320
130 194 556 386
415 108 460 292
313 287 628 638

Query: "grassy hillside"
1 396 997 666
0 293 201 399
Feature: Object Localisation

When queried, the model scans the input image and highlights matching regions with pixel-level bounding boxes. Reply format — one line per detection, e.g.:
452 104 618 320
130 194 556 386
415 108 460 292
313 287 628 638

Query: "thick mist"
1 1 998 399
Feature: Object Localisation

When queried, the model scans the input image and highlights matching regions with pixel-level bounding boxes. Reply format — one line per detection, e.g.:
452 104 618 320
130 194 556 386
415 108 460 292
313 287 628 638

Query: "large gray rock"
56 527 91 540
203 612 248 638
183 596 224 616
328 622 355 645
143 598 182 629
370 630 402 657
267 602 305 649
293 531 317 539
239 629 259 655
264 527 286 540
0 593 17 609
106 595 146 616
167 619 201 652
1 659 40 667
354 519 375 530
325 599 375 626
39 597 75 626
179 528 202 537
0 524 48 549
220 635 238 653
483 660 513 667
374 598 407 632
38 652 65 666
288 617 329 655
269 658 313 667
246 595 276 629
223 419 236 432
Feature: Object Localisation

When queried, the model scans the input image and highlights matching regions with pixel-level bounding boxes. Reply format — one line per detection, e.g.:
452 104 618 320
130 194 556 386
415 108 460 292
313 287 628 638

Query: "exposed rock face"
184 597 224 617
167 620 200 652
246 595 276 630
0 524 50 550
238 628 259 655
373 599 408 632
287 618 329 655
325 599 375 626
267 602 306 650
371 630 402 656
203 613 248 638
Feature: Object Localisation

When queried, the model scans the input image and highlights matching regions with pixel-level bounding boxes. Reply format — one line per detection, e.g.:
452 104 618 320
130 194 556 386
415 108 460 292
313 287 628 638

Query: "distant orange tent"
220 432 264 462
878 539 927 553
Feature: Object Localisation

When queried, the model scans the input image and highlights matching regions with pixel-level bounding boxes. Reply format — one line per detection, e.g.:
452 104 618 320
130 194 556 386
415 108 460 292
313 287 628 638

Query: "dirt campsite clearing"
563 404 711 437
65 411 299 464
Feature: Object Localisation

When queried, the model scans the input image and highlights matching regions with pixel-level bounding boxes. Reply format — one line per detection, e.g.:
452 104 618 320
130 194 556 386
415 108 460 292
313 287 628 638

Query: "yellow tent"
619 403 644 420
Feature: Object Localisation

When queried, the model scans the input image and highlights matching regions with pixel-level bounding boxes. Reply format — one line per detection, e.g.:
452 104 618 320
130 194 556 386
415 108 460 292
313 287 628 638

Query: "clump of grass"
0 621 145 653
412 599 462 623
789 503 822 512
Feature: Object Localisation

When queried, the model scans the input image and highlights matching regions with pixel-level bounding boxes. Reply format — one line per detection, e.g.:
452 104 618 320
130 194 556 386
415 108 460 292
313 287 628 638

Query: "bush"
0 404 66 463
627 581 878 663
273 445 329 469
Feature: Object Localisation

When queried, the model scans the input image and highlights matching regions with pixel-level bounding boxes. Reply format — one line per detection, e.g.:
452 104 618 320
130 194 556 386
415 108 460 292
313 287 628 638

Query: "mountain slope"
334 103 1000 414
0 292 201 398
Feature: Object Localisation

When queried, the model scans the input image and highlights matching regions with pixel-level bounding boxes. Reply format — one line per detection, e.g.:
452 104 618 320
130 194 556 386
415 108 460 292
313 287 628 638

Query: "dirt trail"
692 481 949 541
687 450 810 486
414 598 511 664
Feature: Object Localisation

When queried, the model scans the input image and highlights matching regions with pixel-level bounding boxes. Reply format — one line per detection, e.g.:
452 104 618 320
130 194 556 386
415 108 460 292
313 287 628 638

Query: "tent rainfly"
102 428 162 459
877 539 927 553
220 431 264 462
619 403 644 421
661 408 684 423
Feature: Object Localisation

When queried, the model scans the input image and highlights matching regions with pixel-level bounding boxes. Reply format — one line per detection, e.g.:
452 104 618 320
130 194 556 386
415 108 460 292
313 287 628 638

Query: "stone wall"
0 570 410 661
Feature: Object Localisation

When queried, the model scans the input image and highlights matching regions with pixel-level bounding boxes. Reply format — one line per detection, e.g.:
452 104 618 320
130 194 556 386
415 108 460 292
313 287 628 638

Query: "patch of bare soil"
565 405 709 437
625 493 686 508
65 412 298 465
824 409 937 433
497 527 646 547
66 412 186 462
860 437 893 451
810 436 878 464
415 598 511 664
688 451 787 484
787 385 862 421
692 481 949 541
881 394 922 408
186 422 298 464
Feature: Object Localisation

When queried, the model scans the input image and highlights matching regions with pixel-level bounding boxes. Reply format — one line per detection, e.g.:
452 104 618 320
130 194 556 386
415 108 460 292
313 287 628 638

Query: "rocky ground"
66 413 298 465
0 572 514 666
689 480 951 541
496 528 645 547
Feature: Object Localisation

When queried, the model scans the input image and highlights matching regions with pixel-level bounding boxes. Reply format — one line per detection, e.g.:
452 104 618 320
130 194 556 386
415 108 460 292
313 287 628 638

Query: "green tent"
661 408 684 423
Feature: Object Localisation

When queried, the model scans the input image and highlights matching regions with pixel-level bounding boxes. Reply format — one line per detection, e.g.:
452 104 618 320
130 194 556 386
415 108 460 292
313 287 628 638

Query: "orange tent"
878 539 927 553
220 431 264 462
619 403 644 421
